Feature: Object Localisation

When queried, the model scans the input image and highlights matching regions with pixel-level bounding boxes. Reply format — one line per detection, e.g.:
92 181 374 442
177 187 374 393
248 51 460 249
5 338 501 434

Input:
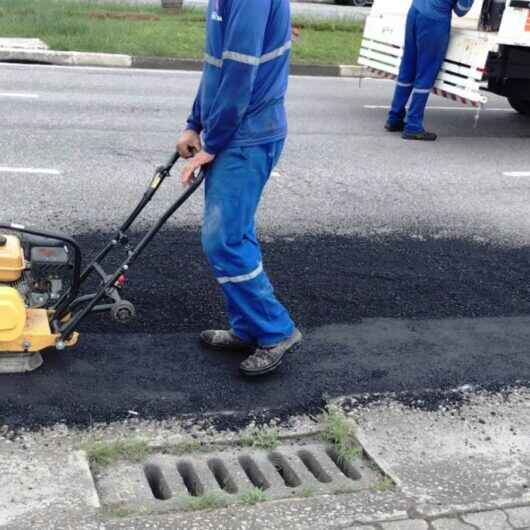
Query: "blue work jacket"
186 0 291 155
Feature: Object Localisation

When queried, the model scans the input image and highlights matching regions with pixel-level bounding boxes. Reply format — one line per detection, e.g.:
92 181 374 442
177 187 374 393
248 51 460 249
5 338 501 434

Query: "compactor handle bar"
54 152 205 339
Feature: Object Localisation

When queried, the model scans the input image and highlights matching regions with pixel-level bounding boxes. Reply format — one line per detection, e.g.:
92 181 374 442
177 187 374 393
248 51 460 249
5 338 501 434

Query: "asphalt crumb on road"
1 228 529 429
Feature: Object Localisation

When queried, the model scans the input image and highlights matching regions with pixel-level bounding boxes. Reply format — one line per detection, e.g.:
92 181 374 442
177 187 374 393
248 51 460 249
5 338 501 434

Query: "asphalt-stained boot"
200 330 255 352
401 130 437 141
240 328 303 377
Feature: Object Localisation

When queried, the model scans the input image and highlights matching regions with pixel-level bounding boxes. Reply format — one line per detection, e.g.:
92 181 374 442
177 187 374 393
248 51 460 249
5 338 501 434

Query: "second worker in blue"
386 0 475 141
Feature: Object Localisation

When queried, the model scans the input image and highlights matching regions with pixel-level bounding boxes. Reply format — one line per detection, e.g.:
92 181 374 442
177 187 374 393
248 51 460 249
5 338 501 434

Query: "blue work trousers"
388 6 451 133
201 141 295 348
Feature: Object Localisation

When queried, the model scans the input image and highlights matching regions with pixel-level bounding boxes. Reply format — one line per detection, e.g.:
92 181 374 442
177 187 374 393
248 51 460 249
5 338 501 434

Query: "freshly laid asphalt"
0 64 529 429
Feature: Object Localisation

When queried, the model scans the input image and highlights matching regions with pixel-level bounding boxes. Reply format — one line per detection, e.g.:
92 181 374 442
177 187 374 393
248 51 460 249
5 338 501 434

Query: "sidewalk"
1 388 528 529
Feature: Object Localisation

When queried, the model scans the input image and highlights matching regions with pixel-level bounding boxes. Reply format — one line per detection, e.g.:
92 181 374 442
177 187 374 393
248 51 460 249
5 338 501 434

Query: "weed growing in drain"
301 487 315 498
240 424 279 450
183 493 228 512
83 438 150 468
321 403 362 464
373 477 394 493
163 439 203 456
239 487 268 506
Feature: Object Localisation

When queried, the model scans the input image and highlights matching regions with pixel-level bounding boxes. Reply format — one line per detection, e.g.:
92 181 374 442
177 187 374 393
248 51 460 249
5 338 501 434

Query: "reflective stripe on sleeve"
204 53 223 68
223 50 260 66
204 41 292 69
259 41 292 64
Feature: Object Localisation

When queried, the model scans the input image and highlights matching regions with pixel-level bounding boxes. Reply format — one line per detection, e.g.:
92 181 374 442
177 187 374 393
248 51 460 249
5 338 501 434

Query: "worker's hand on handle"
176 129 202 159
180 150 215 186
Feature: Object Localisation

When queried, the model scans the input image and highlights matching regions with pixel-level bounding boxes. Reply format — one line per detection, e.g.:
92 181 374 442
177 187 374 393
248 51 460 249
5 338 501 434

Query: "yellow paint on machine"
0 287 79 352
0 286 26 341
0 235 25 282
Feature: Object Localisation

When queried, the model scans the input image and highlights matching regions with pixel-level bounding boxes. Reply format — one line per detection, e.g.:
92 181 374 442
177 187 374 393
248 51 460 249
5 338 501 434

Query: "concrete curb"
0 48 131 68
0 48 367 78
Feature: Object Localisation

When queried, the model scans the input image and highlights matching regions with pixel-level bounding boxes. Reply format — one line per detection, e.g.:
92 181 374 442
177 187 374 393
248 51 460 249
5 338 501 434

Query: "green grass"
163 439 204 456
239 424 280 450
0 0 363 65
83 438 150 468
183 493 228 512
372 477 394 493
239 487 268 506
321 404 362 464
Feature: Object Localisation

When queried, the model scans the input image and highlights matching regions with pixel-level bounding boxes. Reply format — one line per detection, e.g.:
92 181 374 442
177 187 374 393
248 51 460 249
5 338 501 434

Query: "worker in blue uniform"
385 0 475 141
176 0 301 377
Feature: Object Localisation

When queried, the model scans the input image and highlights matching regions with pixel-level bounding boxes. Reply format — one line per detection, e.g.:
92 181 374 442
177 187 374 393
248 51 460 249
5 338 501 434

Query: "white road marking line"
503 171 530 177
271 171 281 177
364 104 512 112
0 92 39 99
0 166 60 175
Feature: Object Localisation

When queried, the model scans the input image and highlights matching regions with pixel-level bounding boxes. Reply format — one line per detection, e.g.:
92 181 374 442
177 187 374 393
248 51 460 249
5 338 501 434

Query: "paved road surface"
0 64 529 428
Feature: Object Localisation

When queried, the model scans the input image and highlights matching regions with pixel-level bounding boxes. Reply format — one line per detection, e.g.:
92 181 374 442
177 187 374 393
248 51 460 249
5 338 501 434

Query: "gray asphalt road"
0 63 529 428
1 64 529 244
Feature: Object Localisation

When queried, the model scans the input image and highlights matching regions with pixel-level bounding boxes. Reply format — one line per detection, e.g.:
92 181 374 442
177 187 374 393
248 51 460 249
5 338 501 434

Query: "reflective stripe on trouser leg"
201 141 295 347
387 6 418 126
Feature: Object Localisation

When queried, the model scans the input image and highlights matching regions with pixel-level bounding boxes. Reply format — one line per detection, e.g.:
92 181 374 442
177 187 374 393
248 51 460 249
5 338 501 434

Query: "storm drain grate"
96 443 383 513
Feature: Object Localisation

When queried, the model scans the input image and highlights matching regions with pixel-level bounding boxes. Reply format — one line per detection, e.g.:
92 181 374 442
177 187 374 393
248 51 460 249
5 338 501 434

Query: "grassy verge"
0 0 363 65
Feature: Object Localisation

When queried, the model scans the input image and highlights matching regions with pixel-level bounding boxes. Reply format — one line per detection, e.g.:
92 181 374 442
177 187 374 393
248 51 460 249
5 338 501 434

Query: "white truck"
359 0 530 115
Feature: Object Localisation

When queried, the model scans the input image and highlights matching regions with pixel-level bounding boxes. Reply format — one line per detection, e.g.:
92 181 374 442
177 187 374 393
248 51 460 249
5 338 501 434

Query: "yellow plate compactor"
0 152 203 373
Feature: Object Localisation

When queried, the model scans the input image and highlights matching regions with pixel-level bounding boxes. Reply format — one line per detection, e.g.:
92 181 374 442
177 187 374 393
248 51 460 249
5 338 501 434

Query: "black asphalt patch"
1 229 530 428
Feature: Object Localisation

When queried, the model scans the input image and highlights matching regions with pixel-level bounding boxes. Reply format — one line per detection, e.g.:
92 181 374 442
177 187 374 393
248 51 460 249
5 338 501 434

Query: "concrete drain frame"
96 442 383 514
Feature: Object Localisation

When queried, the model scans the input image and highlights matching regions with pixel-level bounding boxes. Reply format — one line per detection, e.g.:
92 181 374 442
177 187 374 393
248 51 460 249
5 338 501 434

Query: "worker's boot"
240 328 303 377
384 121 405 132
200 330 255 352
401 130 437 141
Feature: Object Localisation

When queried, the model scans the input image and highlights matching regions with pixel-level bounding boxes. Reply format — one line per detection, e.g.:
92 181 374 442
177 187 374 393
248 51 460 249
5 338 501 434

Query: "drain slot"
297 450 332 483
144 464 172 500
238 455 270 490
268 452 302 487
326 448 361 480
177 461 205 497
208 458 238 494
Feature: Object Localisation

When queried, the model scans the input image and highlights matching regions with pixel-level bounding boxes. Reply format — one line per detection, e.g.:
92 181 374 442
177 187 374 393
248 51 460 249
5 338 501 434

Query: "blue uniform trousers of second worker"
388 6 451 133
201 141 295 348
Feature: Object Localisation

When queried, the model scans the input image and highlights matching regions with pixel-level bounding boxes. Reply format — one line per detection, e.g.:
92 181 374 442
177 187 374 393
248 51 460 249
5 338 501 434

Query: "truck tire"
508 96 530 116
